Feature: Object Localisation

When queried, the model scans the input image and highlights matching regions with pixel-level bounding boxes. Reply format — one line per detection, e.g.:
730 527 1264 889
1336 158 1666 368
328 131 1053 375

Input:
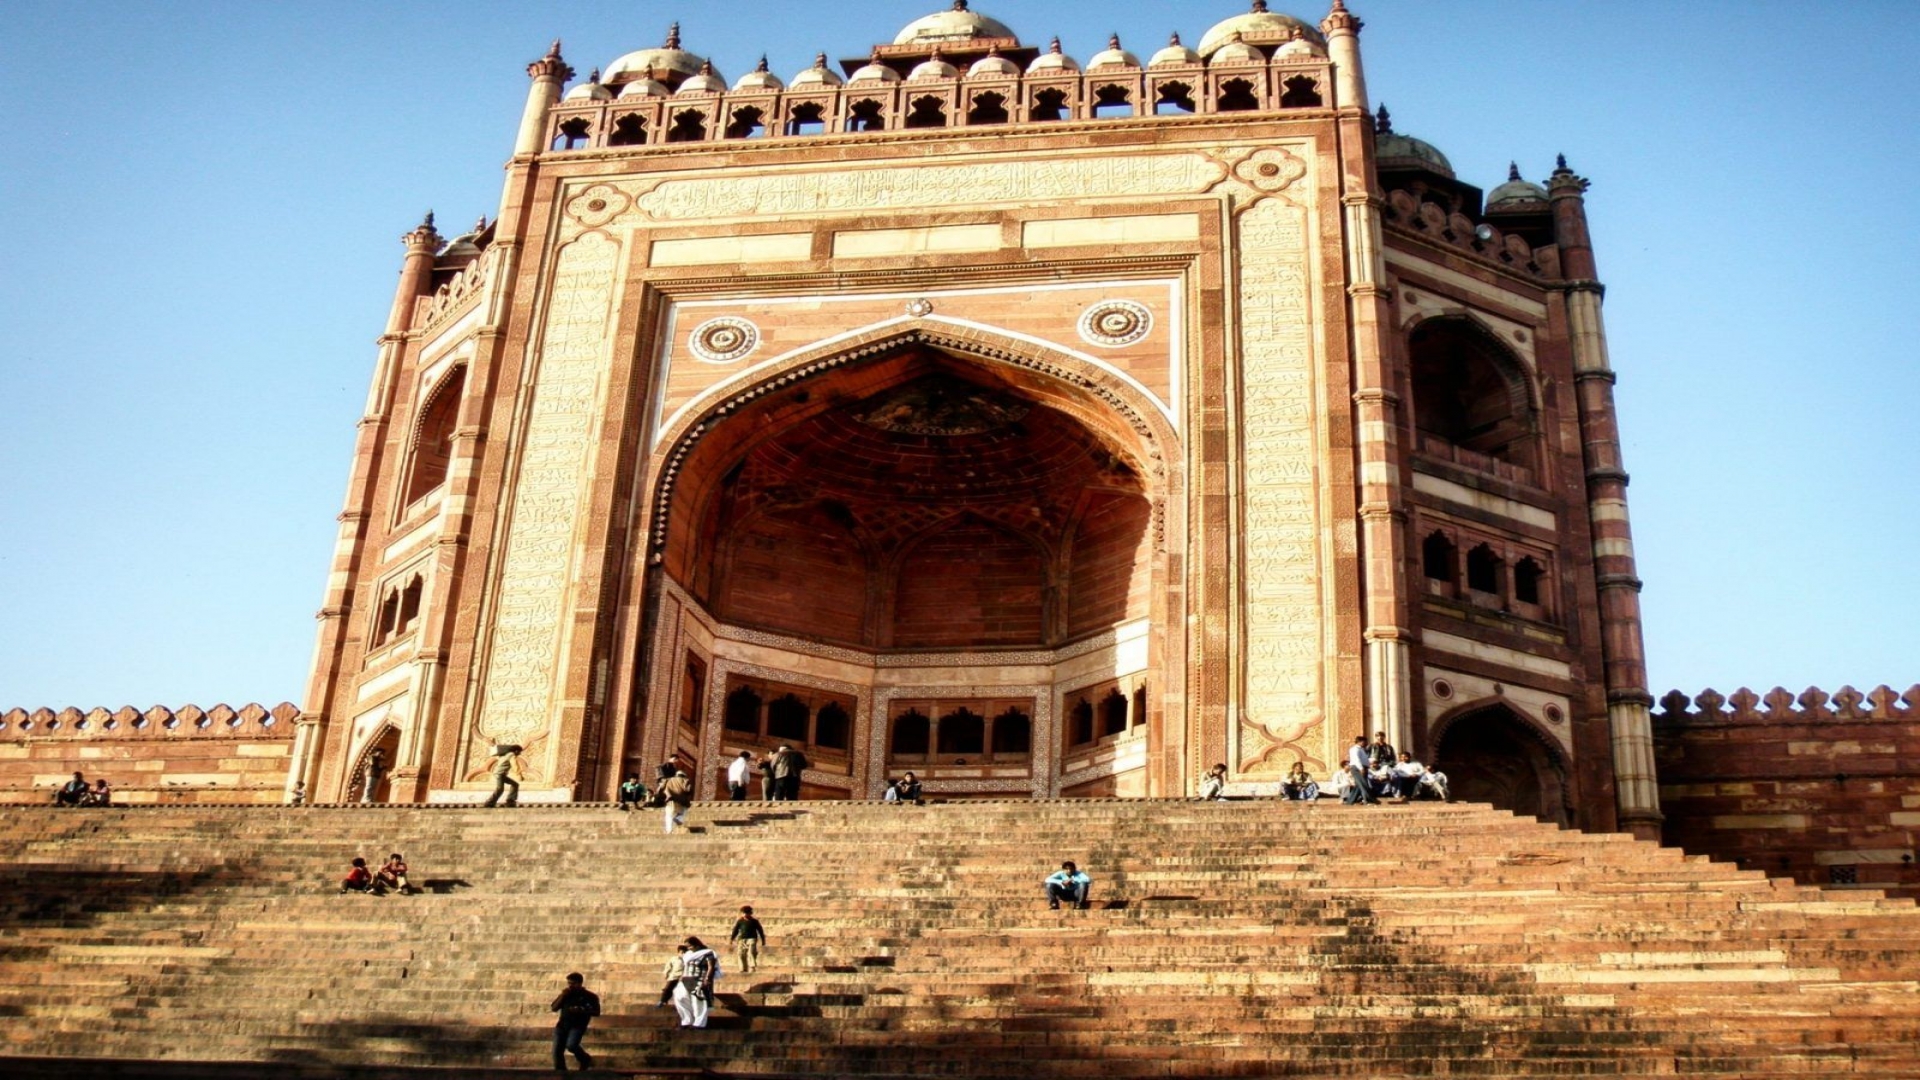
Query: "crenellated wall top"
1654 685 1919 726
0 702 299 741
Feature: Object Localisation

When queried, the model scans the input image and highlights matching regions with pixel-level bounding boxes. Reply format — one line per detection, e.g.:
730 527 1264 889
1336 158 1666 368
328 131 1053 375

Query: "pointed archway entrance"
618 326 1183 801
1431 701 1572 825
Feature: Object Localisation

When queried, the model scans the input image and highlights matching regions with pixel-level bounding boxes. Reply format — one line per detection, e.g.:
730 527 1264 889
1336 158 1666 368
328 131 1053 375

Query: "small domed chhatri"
561 69 611 102
789 52 844 89
1209 32 1264 66
967 47 1020 79
1198 0 1326 59
617 77 669 98
1486 162 1550 209
733 56 785 93
849 50 904 83
1087 34 1140 71
1372 105 1454 178
1027 37 1080 74
894 1 1017 47
909 49 961 80
675 59 727 95
604 23 713 89
1149 32 1202 68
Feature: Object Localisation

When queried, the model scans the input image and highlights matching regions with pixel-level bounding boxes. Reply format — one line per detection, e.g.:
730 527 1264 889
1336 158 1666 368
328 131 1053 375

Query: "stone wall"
0 703 298 805
1653 685 1920 900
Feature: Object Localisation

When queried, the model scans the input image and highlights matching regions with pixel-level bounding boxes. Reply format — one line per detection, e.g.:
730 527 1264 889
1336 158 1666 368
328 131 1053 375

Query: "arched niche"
1430 700 1571 826
1407 316 1538 473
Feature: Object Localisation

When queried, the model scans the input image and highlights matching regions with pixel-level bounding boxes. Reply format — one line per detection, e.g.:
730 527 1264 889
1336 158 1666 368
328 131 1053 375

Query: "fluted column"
513 41 573 157
1549 157 1662 839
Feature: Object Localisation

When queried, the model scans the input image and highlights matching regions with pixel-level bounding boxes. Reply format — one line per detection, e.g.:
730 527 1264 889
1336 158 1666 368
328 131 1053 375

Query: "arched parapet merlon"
0 702 300 741
646 320 1182 556
1654 685 1920 726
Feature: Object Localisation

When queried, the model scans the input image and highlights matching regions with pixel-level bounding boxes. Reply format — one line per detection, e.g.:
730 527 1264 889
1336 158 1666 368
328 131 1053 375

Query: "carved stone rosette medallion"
688 316 760 364
1077 300 1153 348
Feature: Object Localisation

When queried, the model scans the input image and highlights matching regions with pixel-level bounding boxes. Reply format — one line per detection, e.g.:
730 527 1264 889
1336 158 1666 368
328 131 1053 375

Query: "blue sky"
1 1 1914 709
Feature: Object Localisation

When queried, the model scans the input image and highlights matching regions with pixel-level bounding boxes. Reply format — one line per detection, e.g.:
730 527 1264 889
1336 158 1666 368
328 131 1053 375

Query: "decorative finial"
473 215 489 233
665 22 681 49
1253 0 1269 11
755 55 769 73
423 210 435 230
699 59 714 75
1555 153 1569 171
1508 161 1521 182
546 39 563 60
954 0 969 10
1374 104 1391 133
1049 36 1063 54
587 68 600 84
813 52 829 69
1109 34 1122 50
1330 0 1348 9
1169 32 1182 46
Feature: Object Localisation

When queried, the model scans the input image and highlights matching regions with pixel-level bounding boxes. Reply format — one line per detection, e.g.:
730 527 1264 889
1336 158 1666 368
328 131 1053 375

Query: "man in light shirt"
1342 735 1375 805
726 750 753 801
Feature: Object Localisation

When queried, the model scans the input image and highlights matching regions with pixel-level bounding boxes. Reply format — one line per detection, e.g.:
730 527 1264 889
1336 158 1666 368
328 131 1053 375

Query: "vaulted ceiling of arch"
698 349 1144 562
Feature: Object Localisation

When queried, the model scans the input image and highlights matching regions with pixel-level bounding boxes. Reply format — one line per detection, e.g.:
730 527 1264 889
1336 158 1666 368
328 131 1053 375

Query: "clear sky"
1 1 1914 710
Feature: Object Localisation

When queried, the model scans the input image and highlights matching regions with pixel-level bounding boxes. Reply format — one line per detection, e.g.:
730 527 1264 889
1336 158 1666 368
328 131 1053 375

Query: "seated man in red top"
340 857 375 894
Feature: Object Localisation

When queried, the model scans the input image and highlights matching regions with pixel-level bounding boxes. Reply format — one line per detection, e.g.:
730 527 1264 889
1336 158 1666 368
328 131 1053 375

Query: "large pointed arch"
1429 697 1573 825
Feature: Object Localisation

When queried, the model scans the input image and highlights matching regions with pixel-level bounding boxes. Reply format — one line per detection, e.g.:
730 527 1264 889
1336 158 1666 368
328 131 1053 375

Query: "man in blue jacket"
1045 861 1092 910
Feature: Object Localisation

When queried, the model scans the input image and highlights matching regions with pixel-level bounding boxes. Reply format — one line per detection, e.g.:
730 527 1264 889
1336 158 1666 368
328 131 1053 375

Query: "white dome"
894 1 1016 46
909 51 960 80
1028 37 1080 74
1149 33 1201 67
1209 35 1263 65
733 57 785 93
968 51 1020 78
849 54 903 83
790 53 845 89
604 24 708 85
1198 1 1325 58
676 61 726 95
1274 32 1323 60
563 73 612 102
1087 35 1139 71
617 77 669 98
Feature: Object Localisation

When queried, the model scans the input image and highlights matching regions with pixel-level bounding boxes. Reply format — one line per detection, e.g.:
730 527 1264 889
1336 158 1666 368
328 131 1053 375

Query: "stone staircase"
1 799 1917 1078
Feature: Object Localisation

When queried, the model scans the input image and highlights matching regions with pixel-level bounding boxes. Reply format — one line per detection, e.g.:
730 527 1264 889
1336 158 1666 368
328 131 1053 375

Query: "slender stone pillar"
1549 157 1662 839
513 41 572 157
1325 0 1414 751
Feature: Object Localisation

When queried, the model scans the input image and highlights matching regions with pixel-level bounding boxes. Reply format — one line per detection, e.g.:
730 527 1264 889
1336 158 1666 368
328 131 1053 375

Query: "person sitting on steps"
1045 860 1092 910
1198 762 1228 800
82 778 112 807
617 773 646 812
375 852 413 895
55 771 88 807
340 857 375 894
1282 761 1319 801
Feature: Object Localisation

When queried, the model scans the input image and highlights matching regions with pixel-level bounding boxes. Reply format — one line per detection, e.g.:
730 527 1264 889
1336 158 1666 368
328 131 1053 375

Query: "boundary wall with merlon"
0 703 297 806
1654 683 1920 900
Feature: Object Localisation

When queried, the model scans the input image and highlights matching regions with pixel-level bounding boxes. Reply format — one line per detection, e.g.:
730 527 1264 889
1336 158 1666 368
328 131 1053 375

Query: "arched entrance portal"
630 331 1180 801
1431 703 1570 826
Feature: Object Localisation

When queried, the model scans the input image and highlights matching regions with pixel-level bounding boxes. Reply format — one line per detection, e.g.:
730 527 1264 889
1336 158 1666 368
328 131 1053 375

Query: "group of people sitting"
880 772 923 804
339 852 415 895
53 771 110 807
1194 733 1451 804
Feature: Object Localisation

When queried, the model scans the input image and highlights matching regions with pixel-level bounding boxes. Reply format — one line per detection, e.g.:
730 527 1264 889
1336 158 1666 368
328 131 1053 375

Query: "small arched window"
1030 88 1069 122
767 694 809 741
1132 685 1147 728
1092 85 1132 118
1068 697 1095 747
991 708 1031 756
1466 544 1504 596
1101 689 1128 737
373 589 399 646
937 708 985 755
785 103 826 135
1154 82 1196 115
396 575 423 633
1280 76 1322 108
724 687 761 733
402 367 465 507
904 95 947 129
1217 79 1259 112
814 702 851 750
724 106 766 139
1422 531 1457 586
552 117 592 150
1514 557 1545 607
892 709 930 756
608 114 647 146
666 110 707 142
967 91 1009 125
847 100 886 132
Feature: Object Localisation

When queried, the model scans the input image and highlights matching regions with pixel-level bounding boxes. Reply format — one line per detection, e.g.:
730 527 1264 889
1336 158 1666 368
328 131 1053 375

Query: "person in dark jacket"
549 971 600 1071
